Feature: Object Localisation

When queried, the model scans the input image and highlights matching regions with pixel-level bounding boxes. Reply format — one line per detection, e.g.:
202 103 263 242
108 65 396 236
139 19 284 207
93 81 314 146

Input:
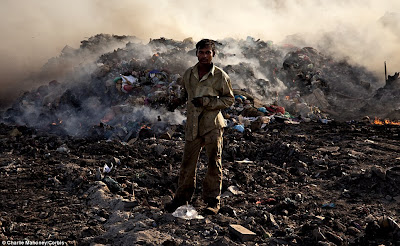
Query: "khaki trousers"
175 128 223 204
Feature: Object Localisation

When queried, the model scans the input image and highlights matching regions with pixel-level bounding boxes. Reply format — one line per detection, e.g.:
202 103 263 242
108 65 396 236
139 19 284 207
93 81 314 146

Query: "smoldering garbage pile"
1 35 400 246
2 34 399 141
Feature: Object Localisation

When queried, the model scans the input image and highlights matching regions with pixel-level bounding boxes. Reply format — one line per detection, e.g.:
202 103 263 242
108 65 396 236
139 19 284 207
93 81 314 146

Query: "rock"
316 146 340 152
378 216 400 231
220 190 233 198
153 144 165 155
325 231 343 245
347 226 361 236
219 205 237 217
312 227 326 241
95 167 103 181
295 193 302 201
207 236 234 246
101 177 123 193
123 200 139 210
371 165 386 180
348 159 358 165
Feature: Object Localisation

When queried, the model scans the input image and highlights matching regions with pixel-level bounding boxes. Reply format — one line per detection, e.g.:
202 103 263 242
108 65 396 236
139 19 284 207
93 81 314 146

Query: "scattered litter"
227 185 244 195
256 198 277 205
322 203 336 208
56 145 70 153
229 224 256 241
103 163 114 173
172 205 204 220
235 159 254 164
233 125 245 133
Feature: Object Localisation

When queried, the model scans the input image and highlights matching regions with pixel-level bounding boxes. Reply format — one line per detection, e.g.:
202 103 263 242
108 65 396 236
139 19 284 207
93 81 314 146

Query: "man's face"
197 46 213 65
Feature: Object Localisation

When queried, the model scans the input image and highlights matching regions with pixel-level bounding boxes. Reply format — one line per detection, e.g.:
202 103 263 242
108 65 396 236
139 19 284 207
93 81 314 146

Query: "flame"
141 124 151 130
51 119 63 125
373 117 400 125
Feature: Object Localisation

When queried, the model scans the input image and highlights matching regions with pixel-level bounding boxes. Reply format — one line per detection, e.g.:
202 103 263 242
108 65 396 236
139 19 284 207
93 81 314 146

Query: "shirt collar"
193 63 215 78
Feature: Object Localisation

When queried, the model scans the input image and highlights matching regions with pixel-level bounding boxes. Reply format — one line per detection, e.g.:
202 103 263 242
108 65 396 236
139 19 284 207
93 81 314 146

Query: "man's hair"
196 39 216 56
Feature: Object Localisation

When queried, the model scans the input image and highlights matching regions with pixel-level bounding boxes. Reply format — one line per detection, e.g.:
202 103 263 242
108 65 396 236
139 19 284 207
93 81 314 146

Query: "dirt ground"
1 120 399 246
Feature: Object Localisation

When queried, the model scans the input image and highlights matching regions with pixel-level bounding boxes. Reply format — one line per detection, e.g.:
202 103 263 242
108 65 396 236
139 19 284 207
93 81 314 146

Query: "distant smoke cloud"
1 0 400 107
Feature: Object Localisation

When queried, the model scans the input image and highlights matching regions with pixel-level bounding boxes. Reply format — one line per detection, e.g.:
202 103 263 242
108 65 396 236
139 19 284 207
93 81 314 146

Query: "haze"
0 0 399 107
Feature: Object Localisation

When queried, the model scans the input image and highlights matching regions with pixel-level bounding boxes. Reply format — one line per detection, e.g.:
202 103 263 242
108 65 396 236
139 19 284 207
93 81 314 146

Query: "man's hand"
191 97 204 107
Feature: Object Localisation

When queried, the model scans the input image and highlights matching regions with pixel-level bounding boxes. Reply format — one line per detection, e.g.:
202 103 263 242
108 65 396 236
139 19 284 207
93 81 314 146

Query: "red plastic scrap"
266 105 285 115
123 84 134 92
256 198 277 205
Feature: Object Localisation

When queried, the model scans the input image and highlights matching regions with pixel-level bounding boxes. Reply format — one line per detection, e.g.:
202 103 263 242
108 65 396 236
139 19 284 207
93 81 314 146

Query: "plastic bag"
172 205 204 220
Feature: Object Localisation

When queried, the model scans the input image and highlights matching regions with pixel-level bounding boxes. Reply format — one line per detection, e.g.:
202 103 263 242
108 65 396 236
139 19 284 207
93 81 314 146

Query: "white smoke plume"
0 0 399 108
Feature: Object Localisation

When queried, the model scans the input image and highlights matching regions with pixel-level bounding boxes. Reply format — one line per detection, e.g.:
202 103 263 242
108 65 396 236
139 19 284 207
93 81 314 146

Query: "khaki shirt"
181 63 234 141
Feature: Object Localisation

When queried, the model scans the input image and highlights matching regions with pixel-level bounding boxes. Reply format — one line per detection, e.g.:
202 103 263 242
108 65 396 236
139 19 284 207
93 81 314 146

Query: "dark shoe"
164 198 186 213
203 202 220 215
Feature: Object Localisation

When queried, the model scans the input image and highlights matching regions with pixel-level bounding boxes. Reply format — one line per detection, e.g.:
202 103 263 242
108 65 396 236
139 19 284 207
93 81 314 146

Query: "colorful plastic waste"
235 95 247 101
233 124 245 133
258 107 267 113
322 203 335 208
103 163 113 173
120 75 139 93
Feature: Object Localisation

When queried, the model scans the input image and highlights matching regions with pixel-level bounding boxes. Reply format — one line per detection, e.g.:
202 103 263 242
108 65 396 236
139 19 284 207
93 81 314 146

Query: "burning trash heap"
2 34 395 140
1 34 400 245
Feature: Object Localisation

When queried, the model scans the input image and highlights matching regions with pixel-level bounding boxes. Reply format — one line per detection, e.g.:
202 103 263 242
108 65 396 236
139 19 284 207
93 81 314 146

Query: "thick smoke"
1 0 400 108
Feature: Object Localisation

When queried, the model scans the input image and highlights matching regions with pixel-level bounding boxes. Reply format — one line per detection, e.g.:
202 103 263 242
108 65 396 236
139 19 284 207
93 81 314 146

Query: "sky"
0 0 399 106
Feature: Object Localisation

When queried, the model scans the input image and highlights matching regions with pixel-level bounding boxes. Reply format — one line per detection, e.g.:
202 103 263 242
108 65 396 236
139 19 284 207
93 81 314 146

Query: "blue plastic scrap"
233 125 245 133
258 107 267 113
322 203 335 208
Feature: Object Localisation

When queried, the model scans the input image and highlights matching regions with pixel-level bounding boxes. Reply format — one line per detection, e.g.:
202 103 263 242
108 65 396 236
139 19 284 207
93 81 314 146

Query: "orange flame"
141 125 151 129
51 119 63 125
373 117 400 125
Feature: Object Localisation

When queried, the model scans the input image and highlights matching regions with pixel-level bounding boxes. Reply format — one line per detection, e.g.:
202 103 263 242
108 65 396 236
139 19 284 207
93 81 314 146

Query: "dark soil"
1 121 399 245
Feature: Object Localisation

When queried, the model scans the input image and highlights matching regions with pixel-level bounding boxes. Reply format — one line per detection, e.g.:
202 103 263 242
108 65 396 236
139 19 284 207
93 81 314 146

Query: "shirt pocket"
195 85 218 97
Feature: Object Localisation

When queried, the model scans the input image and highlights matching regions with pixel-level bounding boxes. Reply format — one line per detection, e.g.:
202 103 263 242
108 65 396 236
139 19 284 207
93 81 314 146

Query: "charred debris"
1 34 400 245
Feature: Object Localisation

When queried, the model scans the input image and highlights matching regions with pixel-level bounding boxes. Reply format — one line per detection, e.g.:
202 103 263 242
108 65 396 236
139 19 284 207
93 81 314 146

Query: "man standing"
165 39 234 215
